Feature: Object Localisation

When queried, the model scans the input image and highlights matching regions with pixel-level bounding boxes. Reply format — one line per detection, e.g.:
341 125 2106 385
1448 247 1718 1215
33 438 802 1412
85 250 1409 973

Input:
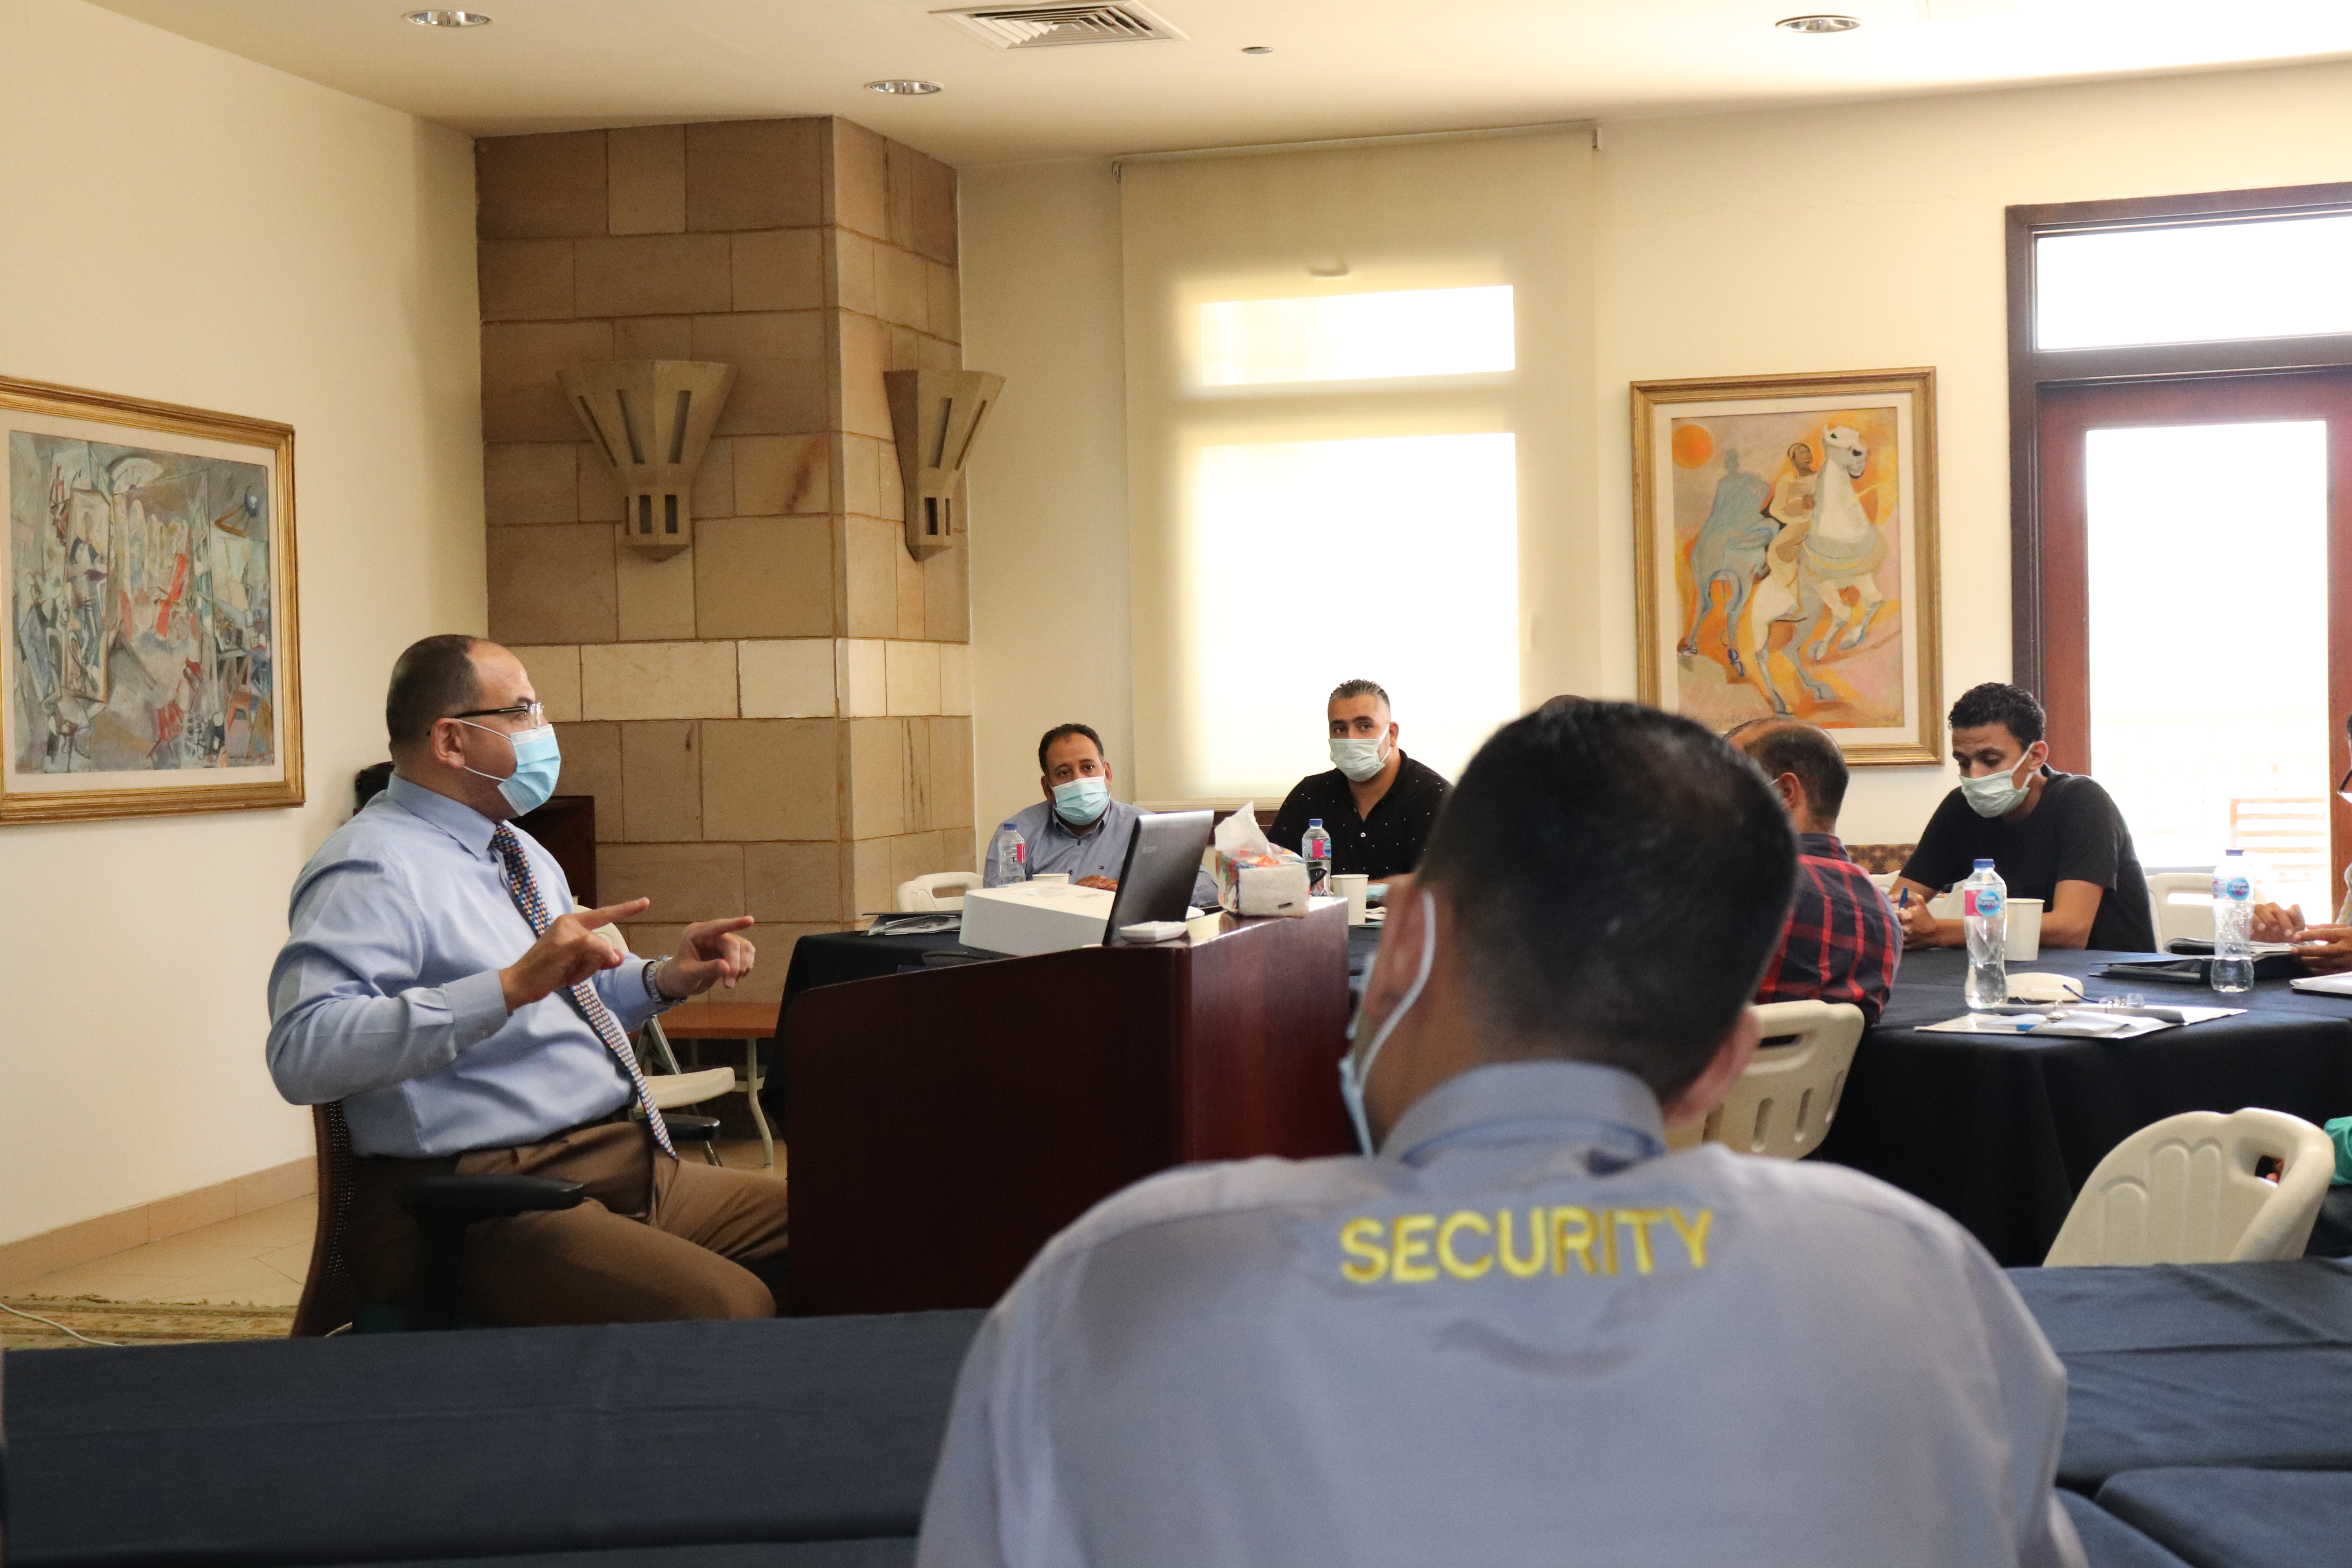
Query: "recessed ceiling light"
1775 13 1860 29
865 79 944 94
1241 44 1273 53
404 9 492 25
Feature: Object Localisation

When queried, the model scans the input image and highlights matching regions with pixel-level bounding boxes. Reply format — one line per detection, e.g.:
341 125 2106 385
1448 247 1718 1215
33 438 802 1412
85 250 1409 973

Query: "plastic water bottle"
993 820 1027 884
1962 858 2009 1009
1302 818 1332 895
2211 848 2255 993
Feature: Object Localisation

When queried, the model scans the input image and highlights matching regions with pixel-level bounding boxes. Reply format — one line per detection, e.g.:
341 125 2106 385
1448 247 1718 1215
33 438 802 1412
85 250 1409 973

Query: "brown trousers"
347 1122 790 1325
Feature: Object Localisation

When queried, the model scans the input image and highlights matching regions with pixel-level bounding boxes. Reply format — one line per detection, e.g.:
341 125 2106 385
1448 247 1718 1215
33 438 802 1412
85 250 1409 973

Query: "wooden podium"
784 903 1356 1314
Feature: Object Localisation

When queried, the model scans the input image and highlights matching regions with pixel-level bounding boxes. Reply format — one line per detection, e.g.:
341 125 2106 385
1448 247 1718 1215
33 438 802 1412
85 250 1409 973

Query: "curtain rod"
1112 120 1597 171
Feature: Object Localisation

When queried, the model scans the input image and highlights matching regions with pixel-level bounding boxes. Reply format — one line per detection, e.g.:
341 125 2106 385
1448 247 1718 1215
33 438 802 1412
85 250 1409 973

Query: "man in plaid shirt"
1730 719 1900 1025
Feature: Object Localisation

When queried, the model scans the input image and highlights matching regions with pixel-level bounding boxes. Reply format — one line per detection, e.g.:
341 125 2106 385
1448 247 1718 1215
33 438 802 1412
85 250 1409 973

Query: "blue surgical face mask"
1960 747 2039 820
1052 775 1111 827
1338 891 1437 1156
458 720 562 815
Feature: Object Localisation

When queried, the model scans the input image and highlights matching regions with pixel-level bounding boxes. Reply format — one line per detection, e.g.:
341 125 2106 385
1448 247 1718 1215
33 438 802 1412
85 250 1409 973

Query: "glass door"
2040 372 2352 918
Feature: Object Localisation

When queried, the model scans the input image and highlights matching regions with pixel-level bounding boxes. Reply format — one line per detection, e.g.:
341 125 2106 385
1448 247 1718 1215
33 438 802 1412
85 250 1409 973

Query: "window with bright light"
2037 213 2352 351
1197 285 1515 387
2086 421 2331 912
1183 433 1519 793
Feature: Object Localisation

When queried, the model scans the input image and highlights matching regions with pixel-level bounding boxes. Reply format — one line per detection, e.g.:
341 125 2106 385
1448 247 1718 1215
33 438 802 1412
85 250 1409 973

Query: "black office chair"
292 1102 722 1334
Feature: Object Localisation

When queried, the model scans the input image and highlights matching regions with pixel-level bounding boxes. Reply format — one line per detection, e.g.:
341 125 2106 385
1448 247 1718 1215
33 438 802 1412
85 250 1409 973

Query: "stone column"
475 116 975 1004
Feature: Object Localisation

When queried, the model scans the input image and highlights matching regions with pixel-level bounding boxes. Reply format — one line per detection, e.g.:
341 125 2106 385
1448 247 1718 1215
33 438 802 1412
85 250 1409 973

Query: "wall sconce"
884 368 1004 560
558 359 737 561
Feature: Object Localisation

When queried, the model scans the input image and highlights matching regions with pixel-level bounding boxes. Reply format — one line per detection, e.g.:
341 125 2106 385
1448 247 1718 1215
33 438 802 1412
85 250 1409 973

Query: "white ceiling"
83 0 2352 165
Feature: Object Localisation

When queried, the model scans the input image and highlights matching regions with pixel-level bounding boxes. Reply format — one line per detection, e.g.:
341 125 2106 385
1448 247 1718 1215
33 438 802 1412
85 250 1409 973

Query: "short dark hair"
1329 679 1390 709
386 634 482 752
1948 682 2045 746
1038 722 1105 774
1730 719 1848 823
1415 701 1797 1099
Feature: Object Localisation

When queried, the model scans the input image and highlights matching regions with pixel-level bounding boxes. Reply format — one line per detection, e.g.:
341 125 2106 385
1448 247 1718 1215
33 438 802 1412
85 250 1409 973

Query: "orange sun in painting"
1670 422 1715 469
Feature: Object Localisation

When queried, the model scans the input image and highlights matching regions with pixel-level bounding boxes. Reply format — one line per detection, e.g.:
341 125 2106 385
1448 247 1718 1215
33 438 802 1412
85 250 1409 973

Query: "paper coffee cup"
1332 873 1369 926
2005 898 2043 962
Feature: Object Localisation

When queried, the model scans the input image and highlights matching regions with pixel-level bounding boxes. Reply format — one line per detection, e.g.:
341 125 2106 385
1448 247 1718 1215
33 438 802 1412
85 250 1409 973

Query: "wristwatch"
642 957 681 1002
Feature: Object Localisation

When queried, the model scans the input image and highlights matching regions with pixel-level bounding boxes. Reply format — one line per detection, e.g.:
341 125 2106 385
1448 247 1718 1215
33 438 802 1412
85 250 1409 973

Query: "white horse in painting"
1743 426 1890 715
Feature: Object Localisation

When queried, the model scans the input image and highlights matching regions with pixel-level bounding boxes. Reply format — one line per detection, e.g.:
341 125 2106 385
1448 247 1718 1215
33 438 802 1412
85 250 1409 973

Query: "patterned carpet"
1 1295 295 1349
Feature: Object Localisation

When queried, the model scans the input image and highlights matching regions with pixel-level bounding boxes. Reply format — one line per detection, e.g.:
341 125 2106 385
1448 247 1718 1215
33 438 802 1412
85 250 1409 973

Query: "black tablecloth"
2 1310 984 1568
1817 947 2352 1265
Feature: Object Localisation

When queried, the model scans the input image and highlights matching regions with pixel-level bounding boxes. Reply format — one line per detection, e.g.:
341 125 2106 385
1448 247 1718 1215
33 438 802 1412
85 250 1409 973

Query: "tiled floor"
19 1140 779 1308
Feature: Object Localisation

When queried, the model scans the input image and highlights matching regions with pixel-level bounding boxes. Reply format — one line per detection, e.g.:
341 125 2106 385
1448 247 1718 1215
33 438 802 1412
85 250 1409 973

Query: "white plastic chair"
897 871 984 911
2145 871 2215 949
1667 1000 1866 1158
584 908 739 1165
2043 1107 2336 1266
1867 871 1897 895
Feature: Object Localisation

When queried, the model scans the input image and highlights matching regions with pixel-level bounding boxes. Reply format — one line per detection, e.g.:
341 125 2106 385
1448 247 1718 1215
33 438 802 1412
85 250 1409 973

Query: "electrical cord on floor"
0 1298 125 1347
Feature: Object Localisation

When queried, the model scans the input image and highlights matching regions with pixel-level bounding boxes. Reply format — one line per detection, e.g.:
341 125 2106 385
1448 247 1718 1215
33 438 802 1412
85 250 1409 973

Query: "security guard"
918 702 2083 1568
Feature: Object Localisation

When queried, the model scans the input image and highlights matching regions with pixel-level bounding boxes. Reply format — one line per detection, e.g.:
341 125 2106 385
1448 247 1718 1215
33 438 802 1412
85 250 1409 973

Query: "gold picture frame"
1632 367 1942 766
2 375 302 822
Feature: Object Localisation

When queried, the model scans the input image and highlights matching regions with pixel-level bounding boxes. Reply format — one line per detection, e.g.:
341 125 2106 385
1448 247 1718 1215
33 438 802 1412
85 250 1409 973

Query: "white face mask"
1330 735 1390 782
1960 748 2040 820
1338 891 1436 1155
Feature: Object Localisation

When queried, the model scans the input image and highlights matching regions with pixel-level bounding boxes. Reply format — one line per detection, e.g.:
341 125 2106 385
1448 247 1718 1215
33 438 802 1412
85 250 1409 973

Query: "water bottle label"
1965 888 2004 918
1013 843 1025 864
2217 876 2250 901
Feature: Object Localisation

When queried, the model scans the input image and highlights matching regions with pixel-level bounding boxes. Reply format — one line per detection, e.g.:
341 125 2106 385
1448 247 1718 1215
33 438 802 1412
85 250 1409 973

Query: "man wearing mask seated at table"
1270 678 1451 879
984 722 1219 907
1728 717 1901 1025
917 701 2083 1568
1890 681 2156 952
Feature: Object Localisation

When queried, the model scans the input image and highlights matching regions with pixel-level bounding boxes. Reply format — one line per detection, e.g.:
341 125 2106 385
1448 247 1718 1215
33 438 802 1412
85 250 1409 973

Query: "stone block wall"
475 117 974 999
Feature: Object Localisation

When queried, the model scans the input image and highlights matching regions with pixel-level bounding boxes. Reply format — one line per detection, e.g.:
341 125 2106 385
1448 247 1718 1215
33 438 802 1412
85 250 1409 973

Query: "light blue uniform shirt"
918 1060 2083 1568
265 774 671 1159
983 798 1218 909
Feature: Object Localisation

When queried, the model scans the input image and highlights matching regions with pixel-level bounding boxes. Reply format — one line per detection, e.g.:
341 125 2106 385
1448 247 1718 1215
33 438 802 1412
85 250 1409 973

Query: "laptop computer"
1101 809 1214 943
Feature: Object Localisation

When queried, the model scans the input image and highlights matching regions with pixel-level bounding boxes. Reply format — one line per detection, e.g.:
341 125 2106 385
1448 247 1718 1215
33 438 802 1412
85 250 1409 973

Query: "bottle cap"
2226 848 2243 857
1974 858 1994 868
1001 820 1018 829
1308 818 1323 828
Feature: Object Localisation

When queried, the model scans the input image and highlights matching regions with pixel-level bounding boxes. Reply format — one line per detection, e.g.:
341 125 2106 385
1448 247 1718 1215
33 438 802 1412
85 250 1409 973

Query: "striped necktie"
491 824 675 1159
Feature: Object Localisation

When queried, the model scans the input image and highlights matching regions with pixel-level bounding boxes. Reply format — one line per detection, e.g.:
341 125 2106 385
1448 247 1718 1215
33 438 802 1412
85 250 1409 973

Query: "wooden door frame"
2008 181 2352 693
2011 183 2352 902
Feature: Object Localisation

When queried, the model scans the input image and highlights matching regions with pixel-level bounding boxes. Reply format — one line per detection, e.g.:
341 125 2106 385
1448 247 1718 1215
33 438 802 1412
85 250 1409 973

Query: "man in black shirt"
1270 679 1450 880
1892 682 2156 952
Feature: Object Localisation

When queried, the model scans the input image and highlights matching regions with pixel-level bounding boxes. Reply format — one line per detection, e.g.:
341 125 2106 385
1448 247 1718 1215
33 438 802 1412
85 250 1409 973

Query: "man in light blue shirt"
919 702 2083 1568
267 635 786 1324
983 723 1217 908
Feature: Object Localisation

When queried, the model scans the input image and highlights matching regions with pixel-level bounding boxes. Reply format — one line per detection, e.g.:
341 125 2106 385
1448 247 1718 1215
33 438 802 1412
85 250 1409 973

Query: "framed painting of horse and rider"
1632 366 1942 765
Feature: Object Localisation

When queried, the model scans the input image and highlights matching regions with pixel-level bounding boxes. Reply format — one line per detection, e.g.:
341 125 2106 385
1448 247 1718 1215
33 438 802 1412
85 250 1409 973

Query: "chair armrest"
396 1174 585 1224
664 1114 722 1144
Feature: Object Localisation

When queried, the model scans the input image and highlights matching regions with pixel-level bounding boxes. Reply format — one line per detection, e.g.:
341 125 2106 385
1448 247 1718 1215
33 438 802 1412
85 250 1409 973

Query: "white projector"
959 880 1117 957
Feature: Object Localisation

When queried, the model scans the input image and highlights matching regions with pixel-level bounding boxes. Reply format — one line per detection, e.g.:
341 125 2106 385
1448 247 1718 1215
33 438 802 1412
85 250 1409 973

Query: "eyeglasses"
453 701 545 727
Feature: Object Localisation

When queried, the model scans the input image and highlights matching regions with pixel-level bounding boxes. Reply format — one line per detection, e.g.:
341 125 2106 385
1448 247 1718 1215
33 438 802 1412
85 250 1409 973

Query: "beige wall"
0 0 482 1243
960 160 1132 832
475 118 975 975
962 57 2352 847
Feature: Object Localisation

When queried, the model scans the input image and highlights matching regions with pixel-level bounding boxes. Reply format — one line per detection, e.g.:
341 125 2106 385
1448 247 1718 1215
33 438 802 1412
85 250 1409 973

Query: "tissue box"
1212 851 1312 918
960 880 1116 956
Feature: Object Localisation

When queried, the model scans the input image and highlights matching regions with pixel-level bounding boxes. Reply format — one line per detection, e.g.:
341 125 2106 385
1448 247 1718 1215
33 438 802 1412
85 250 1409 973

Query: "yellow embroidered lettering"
1616 1208 1666 1275
1392 1215 1438 1283
1601 1209 1618 1275
1437 1211 1492 1279
1668 1207 1714 1269
1550 1206 1596 1275
1339 1217 1389 1283
1494 1208 1546 1278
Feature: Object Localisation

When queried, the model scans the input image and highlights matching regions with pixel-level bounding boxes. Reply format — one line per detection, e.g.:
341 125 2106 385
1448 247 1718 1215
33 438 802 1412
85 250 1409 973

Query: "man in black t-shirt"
1270 678 1450 880
1891 682 2156 953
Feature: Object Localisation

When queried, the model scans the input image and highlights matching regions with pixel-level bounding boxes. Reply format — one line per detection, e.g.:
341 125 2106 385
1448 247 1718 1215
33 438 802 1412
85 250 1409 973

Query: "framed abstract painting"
2 375 302 822
1632 367 1942 765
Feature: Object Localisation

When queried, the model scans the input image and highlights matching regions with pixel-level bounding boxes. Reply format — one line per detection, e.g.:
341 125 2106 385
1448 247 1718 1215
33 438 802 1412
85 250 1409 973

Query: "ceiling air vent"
932 2 1187 49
